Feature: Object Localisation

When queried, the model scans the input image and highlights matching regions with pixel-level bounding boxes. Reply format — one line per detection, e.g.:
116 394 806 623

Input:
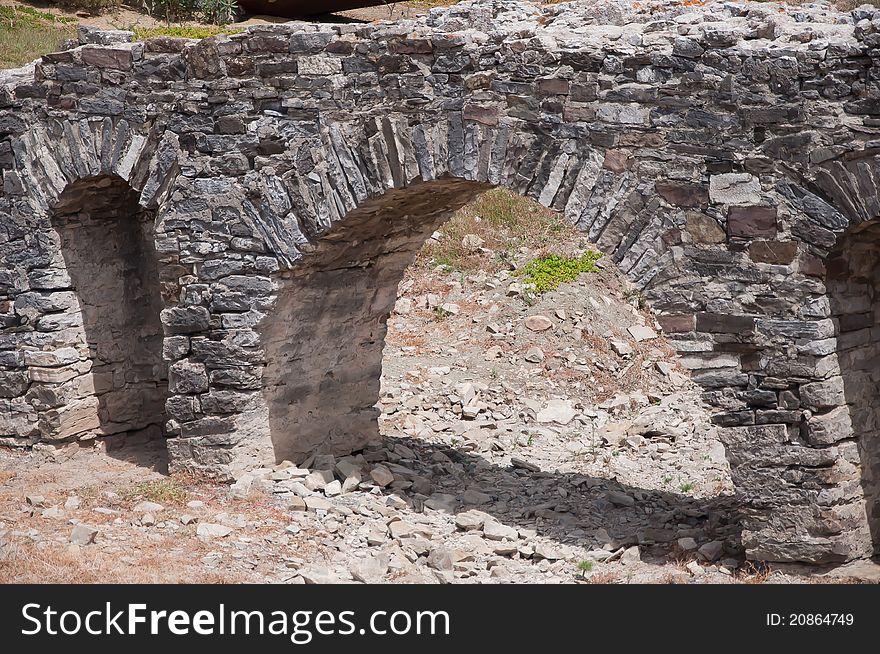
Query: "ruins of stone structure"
0 0 878 564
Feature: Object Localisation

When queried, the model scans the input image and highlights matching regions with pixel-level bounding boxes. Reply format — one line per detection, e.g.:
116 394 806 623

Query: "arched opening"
825 220 880 557
261 178 490 462
47 175 167 442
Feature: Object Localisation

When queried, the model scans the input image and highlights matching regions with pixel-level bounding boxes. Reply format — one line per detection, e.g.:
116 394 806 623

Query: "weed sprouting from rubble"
514 251 603 296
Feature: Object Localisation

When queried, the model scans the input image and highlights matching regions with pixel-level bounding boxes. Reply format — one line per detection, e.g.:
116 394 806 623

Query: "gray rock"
370 465 395 487
482 521 518 541
196 523 233 539
133 501 164 513
610 340 634 357
304 496 333 512
536 399 576 425
299 565 339 584
606 491 635 507
698 540 725 562
620 546 642 564
324 480 343 497
70 523 98 545
455 510 486 531
627 325 657 342
524 347 545 363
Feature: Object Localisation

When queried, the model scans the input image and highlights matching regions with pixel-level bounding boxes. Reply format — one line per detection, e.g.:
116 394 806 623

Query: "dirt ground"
0 0 426 31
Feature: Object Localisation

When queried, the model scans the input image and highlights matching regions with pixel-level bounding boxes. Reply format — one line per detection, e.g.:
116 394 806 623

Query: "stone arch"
821 213 880 558
45 174 168 442
255 114 683 464
0 117 180 447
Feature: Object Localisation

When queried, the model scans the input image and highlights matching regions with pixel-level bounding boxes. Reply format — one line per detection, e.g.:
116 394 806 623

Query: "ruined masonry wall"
0 0 879 563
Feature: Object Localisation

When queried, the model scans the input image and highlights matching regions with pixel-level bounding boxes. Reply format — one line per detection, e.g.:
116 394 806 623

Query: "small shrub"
199 0 238 25
576 560 594 577
680 482 695 493
124 479 187 504
143 0 199 22
432 305 452 321
513 251 603 295
136 0 237 25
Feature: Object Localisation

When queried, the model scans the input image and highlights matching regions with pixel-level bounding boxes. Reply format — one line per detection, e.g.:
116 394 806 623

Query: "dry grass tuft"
585 571 619 584
0 537 244 584
736 561 773 584
412 188 576 276
121 478 188 505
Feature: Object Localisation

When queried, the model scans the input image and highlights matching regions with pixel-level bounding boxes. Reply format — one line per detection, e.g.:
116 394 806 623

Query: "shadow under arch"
46 174 168 460
824 218 880 557
261 177 492 463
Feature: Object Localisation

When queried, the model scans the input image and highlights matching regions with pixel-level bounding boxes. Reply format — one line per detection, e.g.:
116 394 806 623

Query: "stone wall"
0 0 879 563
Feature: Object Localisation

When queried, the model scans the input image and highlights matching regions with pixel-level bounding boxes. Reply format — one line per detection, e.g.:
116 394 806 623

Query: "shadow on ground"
362 434 744 564
93 430 743 566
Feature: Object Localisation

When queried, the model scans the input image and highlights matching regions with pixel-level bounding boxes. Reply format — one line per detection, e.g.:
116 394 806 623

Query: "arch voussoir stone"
1 0 880 564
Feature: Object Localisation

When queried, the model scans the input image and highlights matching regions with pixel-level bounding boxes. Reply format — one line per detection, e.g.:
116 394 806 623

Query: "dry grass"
585 571 618 584
656 572 688 584
736 561 773 584
0 5 75 68
0 537 245 584
121 478 188 505
412 188 575 277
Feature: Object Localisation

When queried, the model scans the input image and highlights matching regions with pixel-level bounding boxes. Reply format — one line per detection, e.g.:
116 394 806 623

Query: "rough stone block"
748 240 798 264
806 406 854 446
696 313 756 334
655 182 708 208
799 377 846 411
727 206 777 238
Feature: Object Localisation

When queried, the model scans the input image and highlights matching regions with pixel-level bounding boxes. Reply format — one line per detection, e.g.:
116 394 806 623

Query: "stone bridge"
0 0 879 565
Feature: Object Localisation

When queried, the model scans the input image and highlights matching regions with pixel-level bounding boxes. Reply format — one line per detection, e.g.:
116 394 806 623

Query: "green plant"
549 216 566 233
433 253 462 274
624 288 647 310
199 0 238 25
413 188 577 277
0 6 76 68
576 560 594 577
0 6 76 24
132 25 240 40
680 482 695 493
513 251 603 295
